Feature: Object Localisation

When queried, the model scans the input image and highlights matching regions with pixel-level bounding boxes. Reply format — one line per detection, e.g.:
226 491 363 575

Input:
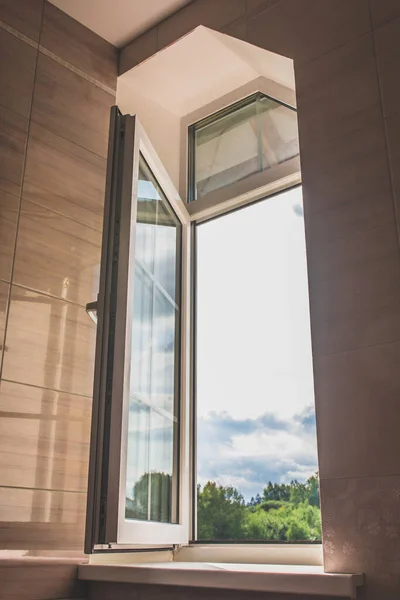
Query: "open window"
85 26 320 559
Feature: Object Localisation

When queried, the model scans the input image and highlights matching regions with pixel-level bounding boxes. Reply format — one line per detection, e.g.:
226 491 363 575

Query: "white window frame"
86 102 322 565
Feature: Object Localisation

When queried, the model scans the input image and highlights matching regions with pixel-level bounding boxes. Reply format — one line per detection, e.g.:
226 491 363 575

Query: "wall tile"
247 0 371 66
374 16 400 119
300 118 391 217
0 487 86 551
0 281 9 364
314 341 400 480
0 0 44 41
296 33 381 147
0 29 37 119
222 17 247 42
0 106 28 198
32 53 114 158
89 582 345 600
158 0 246 51
386 111 400 228
308 224 400 356
40 2 117 90
119 29 157 75
320 475 400 599
2 285 96 397
14 200 101 306
370 0 400 28
0 380 91 492
246 0 280 17
0 190 19 282
23 123 106 230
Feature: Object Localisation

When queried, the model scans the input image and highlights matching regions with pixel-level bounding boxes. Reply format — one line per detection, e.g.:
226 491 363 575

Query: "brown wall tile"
247 0 371 66
23 123 106 230
0 0 44 41
374 16 400 119
0 29 37 119
385 111 400 229
0 106 28 197
299 119 393 220
40 2 117 90
157 0 246 51
119 28 157 75
246 0 280 17
0 557 86 599
32 53 114 158
0 380 91 493
2 285 96 396
13 200 101 306
296 33 381 147
0 488 86 552
314 342 400 480
370 0 400 28
320 475 400 599
307 224 400 356
0 190 19 282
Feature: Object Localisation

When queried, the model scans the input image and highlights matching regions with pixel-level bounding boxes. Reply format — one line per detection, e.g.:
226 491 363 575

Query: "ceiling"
49 0 192 47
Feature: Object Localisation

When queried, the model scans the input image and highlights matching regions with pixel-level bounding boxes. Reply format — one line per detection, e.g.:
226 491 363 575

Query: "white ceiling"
49 0 192 47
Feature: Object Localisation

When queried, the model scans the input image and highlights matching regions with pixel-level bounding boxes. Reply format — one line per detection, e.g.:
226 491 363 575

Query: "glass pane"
195 100 259 199
196 187 321 542
258 96 299 170
125 155 181 524
191 93 299 201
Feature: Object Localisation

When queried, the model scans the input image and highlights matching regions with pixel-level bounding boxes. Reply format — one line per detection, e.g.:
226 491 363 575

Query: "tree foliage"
197 473 321 542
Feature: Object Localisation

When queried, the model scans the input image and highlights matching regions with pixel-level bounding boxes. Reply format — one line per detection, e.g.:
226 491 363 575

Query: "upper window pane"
189 93 299 201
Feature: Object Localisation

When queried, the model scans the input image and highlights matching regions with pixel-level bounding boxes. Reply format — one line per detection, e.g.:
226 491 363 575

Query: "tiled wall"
0 0 117 553
122 1 400 599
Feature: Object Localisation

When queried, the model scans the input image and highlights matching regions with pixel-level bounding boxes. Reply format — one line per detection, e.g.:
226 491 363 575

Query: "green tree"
197 482 246 540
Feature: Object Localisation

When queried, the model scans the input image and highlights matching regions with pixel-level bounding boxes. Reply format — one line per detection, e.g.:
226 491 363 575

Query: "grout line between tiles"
0 8 43 382
0 19 116 96
369 1 400 263
0 484 87 495
1 378 92 400
320 472 400 484
9 281 98 311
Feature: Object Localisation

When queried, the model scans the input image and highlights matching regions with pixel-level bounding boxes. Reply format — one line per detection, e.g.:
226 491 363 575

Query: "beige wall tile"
374 16 400 118
157 0 246 51
307 223 400 356
320 475 400 599
0 29 37 119
370 0 400 28
0 281 9 366
247 0 371 66
0 556 86 599
23 123 106 230
0 190 19 282
119 29 157 75
296 33 381 147
32 53 114 158
2 285 96 397
314 341 400 480
0 380 91 492
40 2 117 90
0 0 44 41
14 200 101 306
0 487 86 552
0 106 28 198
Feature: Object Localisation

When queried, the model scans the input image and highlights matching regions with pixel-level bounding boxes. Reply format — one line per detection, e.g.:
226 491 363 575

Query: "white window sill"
79 561 363 599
